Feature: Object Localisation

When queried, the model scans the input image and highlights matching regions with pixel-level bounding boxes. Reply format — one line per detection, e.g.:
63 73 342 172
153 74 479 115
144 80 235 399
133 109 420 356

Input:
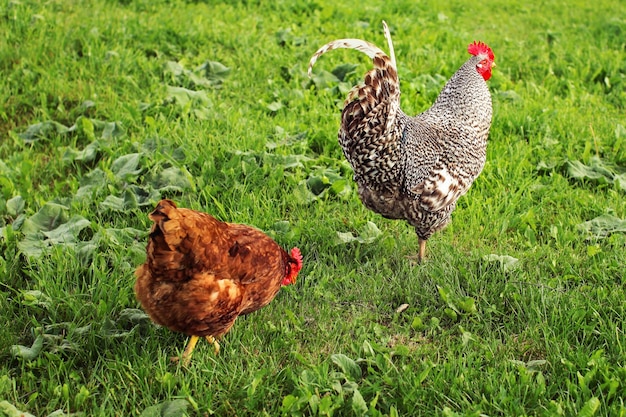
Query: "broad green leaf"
127 185 161 206
483 254 520 272
111 153 142 180
166 86 212 108
577 397 600 417
99 195 127 211
6 195 24 217
75 168 107 200
42 215 90 244
614 173 626 191
21 202 69 234
331 63 357 81
335 222 381 245
566 160 609 182
331 353 362 381
77 116 96 142
271 220 291 234
118 308 150 324
164 61 185 78
10 335 44 361
63 140 101 163
458 296 477 314
329 179 352 199
21 290 52 308
17 233 47 257
150 166 194 192
197 60 231 84
139 399 188 417
307 175 327 195
359 221 382 243
578 214 626 238
99 121 124 140
76 241 98 266
437 285 450 303
18 121 74 143
293 180 319 204
310 69 340 89
0 401 36 417
351 389 368 415
444 308 458 321
98 227 146 246
266 101 283 112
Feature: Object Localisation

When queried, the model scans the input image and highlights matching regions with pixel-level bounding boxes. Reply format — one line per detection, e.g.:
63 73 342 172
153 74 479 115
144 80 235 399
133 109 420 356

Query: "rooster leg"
206 335 220 355
406 238 427 263
418 238 427 262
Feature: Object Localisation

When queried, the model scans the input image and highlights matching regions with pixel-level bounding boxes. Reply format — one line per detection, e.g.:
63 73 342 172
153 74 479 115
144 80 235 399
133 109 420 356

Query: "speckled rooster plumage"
308 22 495 261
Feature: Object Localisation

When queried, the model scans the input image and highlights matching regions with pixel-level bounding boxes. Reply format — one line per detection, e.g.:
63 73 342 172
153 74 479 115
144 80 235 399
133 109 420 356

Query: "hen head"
282 247 303 286
468 41 495 81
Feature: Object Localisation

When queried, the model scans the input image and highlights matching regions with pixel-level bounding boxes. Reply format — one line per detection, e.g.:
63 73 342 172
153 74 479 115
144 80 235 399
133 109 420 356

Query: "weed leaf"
6 196 25 217
483 254 520 272
578 214 626 238
198 60 231 84
10 335 44 361
21 203 69 234
566 159 611 182
111 153 142 181
331 353 362 381
335 222 381 245
139 399 188 417
63 140 101 163
150 166 194 192
577 397 600 417
18 121 74 143
166 86 212 108
310 69 340 89
0 401 36 417
75 169 107 200
331 63 357 81
42 215 90 244
351 389 368 415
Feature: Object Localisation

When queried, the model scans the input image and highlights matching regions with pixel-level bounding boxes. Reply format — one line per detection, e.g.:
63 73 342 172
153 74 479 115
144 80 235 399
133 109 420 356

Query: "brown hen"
134 199 303 364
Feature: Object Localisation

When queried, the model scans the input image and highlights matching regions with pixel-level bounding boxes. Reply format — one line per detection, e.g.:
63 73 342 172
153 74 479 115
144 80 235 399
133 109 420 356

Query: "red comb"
282 247 303 286
468 41 494 61
290 247 303 268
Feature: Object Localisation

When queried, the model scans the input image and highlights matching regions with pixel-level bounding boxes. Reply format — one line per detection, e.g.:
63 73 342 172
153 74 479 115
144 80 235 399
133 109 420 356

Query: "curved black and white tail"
308 21 404 192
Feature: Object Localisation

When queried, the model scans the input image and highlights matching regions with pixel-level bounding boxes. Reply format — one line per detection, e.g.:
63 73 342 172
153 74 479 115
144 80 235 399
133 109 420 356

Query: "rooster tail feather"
308 38 391 78
382 21 396 70
308 21 400 121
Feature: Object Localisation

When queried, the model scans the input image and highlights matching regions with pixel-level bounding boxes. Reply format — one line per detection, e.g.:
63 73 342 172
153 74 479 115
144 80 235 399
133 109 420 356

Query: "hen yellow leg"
171 335 219 365
206 335 220 355
170 335 200 365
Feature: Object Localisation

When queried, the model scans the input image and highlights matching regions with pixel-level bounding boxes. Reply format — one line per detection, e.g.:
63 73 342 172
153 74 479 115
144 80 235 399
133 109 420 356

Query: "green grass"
1 0 625 415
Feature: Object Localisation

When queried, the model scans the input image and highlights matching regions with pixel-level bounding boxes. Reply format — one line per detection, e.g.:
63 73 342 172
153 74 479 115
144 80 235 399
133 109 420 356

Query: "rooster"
134 199 303 364
308 22 495 262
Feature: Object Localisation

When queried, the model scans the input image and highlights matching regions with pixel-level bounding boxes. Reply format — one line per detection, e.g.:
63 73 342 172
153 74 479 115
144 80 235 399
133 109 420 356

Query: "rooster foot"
405 238 427 264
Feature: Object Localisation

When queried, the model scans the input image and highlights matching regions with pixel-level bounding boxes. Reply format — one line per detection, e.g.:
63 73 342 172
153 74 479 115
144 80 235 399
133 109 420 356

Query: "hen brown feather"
134 199 301 361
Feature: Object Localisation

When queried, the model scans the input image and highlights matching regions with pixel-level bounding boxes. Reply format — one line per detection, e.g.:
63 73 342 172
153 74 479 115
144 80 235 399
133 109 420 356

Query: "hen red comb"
468 41 494 61
290 247 303 271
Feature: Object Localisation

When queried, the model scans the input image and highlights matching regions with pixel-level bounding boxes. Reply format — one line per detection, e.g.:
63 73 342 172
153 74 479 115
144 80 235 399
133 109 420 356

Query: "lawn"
1 0 625 415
